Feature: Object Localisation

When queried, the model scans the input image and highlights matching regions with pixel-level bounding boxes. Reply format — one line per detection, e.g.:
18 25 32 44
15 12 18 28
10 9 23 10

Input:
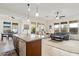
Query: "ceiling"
0 3 79 20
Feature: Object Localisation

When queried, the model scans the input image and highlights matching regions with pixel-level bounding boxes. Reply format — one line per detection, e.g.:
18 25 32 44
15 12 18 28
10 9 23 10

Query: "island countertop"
13 34 48 42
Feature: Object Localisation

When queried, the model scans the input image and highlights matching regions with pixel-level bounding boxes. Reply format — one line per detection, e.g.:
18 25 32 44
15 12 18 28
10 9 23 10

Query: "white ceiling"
0 3 79 20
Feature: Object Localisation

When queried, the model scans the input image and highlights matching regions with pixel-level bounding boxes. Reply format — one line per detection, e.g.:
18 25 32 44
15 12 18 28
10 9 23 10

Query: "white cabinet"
19 39 26 56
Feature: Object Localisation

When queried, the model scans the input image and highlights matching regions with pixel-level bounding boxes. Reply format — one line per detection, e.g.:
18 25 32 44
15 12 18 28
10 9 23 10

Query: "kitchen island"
13 34 47 56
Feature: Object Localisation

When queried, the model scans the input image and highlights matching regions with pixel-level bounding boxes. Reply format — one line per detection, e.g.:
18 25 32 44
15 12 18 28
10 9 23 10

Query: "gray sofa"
50 32 70 41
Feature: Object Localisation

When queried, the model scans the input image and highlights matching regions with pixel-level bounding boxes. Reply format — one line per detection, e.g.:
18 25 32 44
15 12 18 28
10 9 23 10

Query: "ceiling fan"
56 11 65 19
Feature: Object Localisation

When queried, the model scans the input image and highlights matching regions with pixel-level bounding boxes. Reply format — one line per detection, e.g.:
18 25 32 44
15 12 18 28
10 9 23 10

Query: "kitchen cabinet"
26 39 41 56
13 36 19 55
19 39 26 56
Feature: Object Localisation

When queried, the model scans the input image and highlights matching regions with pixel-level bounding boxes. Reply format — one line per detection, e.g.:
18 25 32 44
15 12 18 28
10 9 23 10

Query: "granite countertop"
42 38 79 54
14 34 48 42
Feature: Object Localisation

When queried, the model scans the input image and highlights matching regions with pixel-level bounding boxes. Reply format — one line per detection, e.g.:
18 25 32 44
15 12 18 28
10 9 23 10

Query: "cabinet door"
19 39 26 56
13 36 19 55
26 40 41 56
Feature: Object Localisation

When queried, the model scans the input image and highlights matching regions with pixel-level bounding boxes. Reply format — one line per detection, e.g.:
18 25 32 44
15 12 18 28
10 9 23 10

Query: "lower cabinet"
26 40 41 56
13 36 19 55
19 39 26 56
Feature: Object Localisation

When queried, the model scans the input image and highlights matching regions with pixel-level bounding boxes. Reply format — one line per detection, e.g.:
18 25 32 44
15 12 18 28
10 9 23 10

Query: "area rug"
0 49 17 56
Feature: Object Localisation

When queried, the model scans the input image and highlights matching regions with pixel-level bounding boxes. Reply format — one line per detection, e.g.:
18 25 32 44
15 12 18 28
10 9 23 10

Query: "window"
12 23 18 34
54 23 59 33
61 22 68 32
37 23 45 32
49 25 52 29
69 21 78 34
3 22 11 33
31 22 36 34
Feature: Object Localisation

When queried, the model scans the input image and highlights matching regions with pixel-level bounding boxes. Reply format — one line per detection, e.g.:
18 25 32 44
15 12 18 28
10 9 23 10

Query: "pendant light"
35 5 39 17
27 3 30 22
